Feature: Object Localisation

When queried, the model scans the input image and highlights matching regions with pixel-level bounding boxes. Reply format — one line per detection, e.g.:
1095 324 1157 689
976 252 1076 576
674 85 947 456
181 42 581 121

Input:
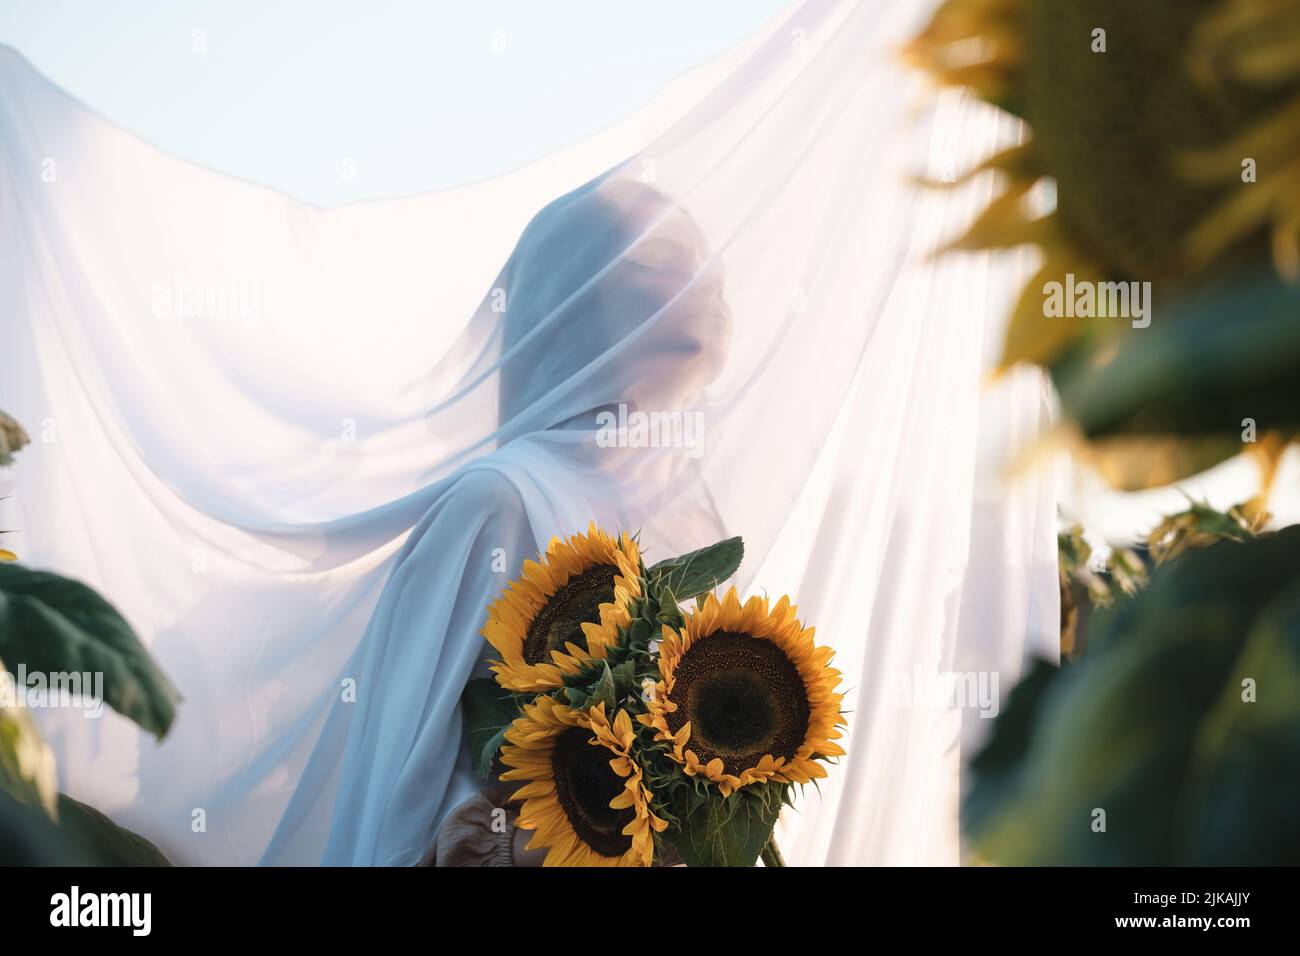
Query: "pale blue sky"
0 0 790 205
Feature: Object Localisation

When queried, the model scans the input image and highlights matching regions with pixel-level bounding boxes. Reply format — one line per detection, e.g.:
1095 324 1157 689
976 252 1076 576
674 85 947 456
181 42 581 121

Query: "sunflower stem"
760 834 786 868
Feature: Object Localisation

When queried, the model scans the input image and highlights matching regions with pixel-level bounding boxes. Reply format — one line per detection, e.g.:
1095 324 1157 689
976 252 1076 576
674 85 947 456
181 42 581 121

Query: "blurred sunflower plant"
906 0 1300 506
909 0 1300 865
0 409 180 864
1057 524 1147 660
462 524 846 867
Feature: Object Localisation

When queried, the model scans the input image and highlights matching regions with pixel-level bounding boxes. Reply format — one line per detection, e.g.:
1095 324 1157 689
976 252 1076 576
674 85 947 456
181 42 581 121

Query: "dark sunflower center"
523 564 619 666
665 631 810 775
1023 0 1277 281
551 728 634 859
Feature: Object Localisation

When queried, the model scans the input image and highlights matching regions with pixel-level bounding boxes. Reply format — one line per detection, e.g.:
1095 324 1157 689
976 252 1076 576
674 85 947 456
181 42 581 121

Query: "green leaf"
0 790 92 865
962 657 1063 840
0 789 170 865
965 526 1300 865
55 793 171 866
663 784 783 867
588 661 617 710
647 537 744 603
0 565 179 739
461 677 518 779
610 659 638 703
562 686 589 708
628 615 653 647
477 726 510 781
1055 270 1300 440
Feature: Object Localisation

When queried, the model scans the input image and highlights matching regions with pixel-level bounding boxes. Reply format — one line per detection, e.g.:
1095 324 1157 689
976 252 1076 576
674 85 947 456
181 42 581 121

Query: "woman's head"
497 177 731 429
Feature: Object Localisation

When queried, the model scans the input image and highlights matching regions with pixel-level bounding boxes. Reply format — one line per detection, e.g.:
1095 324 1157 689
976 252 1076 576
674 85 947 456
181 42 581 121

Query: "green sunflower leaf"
55 793 172 866
609 659 638 703
0 790 94 865
647 537 744 604
0 563 179 738
629 615 653 647
588 661 617 710
966 526 1300 865
564 685 589 707
461 677 518 779
0 790 171 865
663 784 782 867
1056 271 1300 440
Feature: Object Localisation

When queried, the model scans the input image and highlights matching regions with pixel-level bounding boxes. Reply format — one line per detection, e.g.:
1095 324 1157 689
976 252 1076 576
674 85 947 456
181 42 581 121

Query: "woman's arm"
321 467 536 866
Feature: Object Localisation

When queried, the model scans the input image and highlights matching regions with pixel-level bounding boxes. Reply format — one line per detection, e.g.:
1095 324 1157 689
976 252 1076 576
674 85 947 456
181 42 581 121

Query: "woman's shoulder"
398 465 534 569
439 465 531 525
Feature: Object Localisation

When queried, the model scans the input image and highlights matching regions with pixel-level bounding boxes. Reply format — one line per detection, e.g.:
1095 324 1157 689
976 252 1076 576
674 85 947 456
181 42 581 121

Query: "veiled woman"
263 176 732 865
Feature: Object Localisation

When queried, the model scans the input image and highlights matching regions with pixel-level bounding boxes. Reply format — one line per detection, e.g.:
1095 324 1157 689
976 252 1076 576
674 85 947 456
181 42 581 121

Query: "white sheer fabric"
0 0 1057 866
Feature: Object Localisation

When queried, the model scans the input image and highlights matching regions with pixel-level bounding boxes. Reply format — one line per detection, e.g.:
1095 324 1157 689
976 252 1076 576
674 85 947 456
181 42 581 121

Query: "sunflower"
483 522 642 693
586 701 669 861
641 588 844 797
499 696 663 866
904 0 1300 494
905 0 1294 366
1180 0 1300 279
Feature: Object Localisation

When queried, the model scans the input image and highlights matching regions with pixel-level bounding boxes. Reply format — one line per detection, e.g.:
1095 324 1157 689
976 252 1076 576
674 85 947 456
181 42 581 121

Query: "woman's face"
606 210 732 415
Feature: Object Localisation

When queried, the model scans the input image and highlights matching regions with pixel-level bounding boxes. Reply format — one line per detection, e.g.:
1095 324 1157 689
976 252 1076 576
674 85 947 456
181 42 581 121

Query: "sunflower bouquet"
461 524 845 867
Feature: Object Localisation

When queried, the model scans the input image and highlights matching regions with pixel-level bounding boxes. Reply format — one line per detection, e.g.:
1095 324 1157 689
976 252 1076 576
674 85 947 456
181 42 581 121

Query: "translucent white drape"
0 0 1057 865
